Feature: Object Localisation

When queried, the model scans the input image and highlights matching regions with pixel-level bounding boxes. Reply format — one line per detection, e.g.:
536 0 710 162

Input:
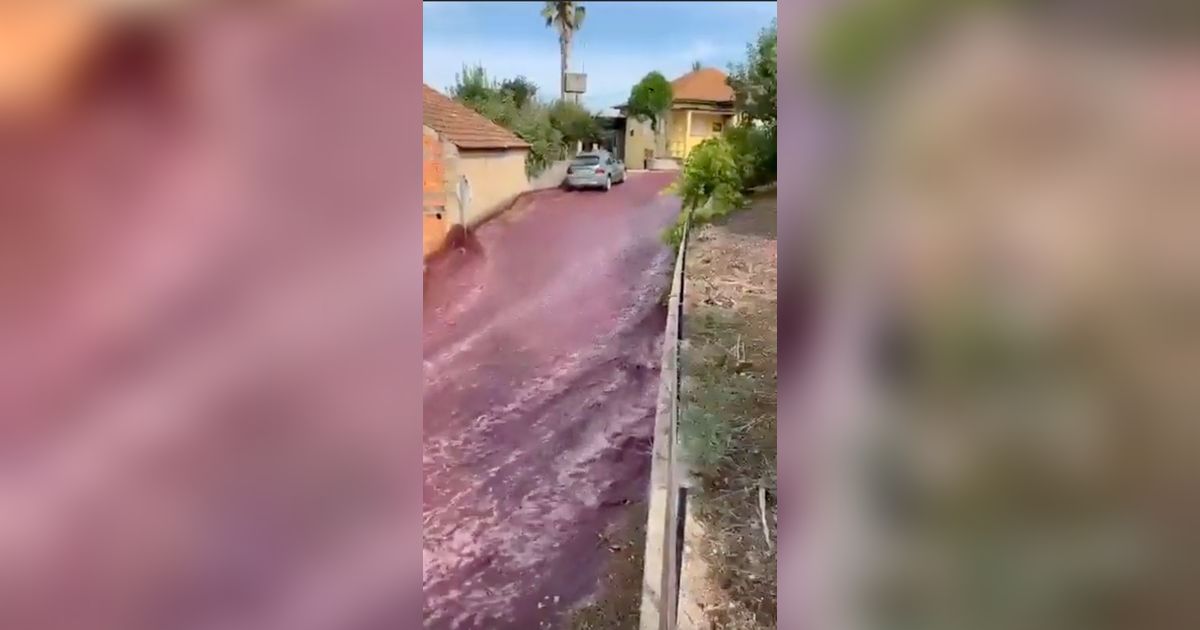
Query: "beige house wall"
684 111 731 156
624 116 656 169
423 124 531 256
624 109 734 166
454 147 530 226
666 108 735 160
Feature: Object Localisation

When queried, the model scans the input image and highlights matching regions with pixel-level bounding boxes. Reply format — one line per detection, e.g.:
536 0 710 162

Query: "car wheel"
603 176 611 192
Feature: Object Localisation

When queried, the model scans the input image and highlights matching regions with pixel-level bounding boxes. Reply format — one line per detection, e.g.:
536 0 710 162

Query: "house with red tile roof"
422 84 530 256
617 67 738 167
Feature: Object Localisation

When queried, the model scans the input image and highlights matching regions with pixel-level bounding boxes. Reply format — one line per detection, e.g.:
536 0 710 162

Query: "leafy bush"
664 136 745 247
499 76 538 108
449 65 596 177
512 107 566 177
678 137 745 211
449 64 496 110
723 123 777 189
548 100 601 147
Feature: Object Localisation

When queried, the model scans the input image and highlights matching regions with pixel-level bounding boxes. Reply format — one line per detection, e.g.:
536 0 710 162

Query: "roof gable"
422 85 530 150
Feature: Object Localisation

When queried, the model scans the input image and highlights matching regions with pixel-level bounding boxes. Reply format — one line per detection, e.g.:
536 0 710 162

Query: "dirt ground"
679 187 778 628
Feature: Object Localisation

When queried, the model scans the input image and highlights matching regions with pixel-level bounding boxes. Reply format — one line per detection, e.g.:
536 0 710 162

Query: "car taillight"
595 167 605 174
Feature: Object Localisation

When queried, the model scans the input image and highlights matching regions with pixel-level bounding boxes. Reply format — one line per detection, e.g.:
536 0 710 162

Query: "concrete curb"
639 208 692 630
649 158 682 171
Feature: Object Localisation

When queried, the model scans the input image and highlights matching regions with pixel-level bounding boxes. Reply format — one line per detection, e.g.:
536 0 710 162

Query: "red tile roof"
422 84 530 150
670 67 735 104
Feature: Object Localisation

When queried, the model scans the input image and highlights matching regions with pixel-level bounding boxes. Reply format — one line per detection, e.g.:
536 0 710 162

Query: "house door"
643 148 653 170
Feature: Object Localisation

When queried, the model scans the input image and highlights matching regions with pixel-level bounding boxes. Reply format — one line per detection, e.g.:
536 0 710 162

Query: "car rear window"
572 155 601 166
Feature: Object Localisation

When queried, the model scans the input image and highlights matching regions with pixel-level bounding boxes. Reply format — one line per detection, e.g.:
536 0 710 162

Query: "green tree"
724 20 777 187
627 71 673 157
448 68 564 177
548 100 600 147
664 136 744 247
541 1 587 102
727 19 777 129
499 76 538 109
512 106 566 177
448 63 496 109
449 64 515 127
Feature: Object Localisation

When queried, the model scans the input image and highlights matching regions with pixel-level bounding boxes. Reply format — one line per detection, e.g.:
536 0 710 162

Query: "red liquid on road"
423 173 680 629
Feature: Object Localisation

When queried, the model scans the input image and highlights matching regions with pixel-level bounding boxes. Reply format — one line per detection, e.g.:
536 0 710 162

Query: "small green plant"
664 136 745 248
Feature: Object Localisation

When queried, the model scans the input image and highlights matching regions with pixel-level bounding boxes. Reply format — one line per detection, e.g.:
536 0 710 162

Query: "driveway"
423 172 680 629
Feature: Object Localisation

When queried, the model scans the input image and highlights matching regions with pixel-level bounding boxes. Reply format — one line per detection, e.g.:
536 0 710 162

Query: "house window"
712 122 723 133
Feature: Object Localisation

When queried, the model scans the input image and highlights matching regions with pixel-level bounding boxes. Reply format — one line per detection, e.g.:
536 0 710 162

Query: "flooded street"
423 172 680 629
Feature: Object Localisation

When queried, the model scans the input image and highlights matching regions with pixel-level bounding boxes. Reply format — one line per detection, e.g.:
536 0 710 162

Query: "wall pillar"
684 109 693 159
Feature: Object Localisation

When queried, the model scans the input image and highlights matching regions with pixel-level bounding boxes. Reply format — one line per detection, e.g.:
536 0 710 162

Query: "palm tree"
541 1 586 102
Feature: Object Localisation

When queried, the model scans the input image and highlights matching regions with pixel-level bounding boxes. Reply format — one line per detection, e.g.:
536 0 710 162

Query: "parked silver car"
563 150 626 191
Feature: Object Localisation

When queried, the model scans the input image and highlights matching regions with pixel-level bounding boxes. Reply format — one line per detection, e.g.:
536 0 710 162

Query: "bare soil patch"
679 189 778 628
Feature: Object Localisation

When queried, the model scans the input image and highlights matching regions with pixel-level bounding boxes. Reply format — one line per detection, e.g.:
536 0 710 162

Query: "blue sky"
423 1 777 112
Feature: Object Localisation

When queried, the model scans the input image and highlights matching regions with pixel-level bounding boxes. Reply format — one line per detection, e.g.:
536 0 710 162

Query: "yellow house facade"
665 103 736 160
619 67 737 166
665 68 737 160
